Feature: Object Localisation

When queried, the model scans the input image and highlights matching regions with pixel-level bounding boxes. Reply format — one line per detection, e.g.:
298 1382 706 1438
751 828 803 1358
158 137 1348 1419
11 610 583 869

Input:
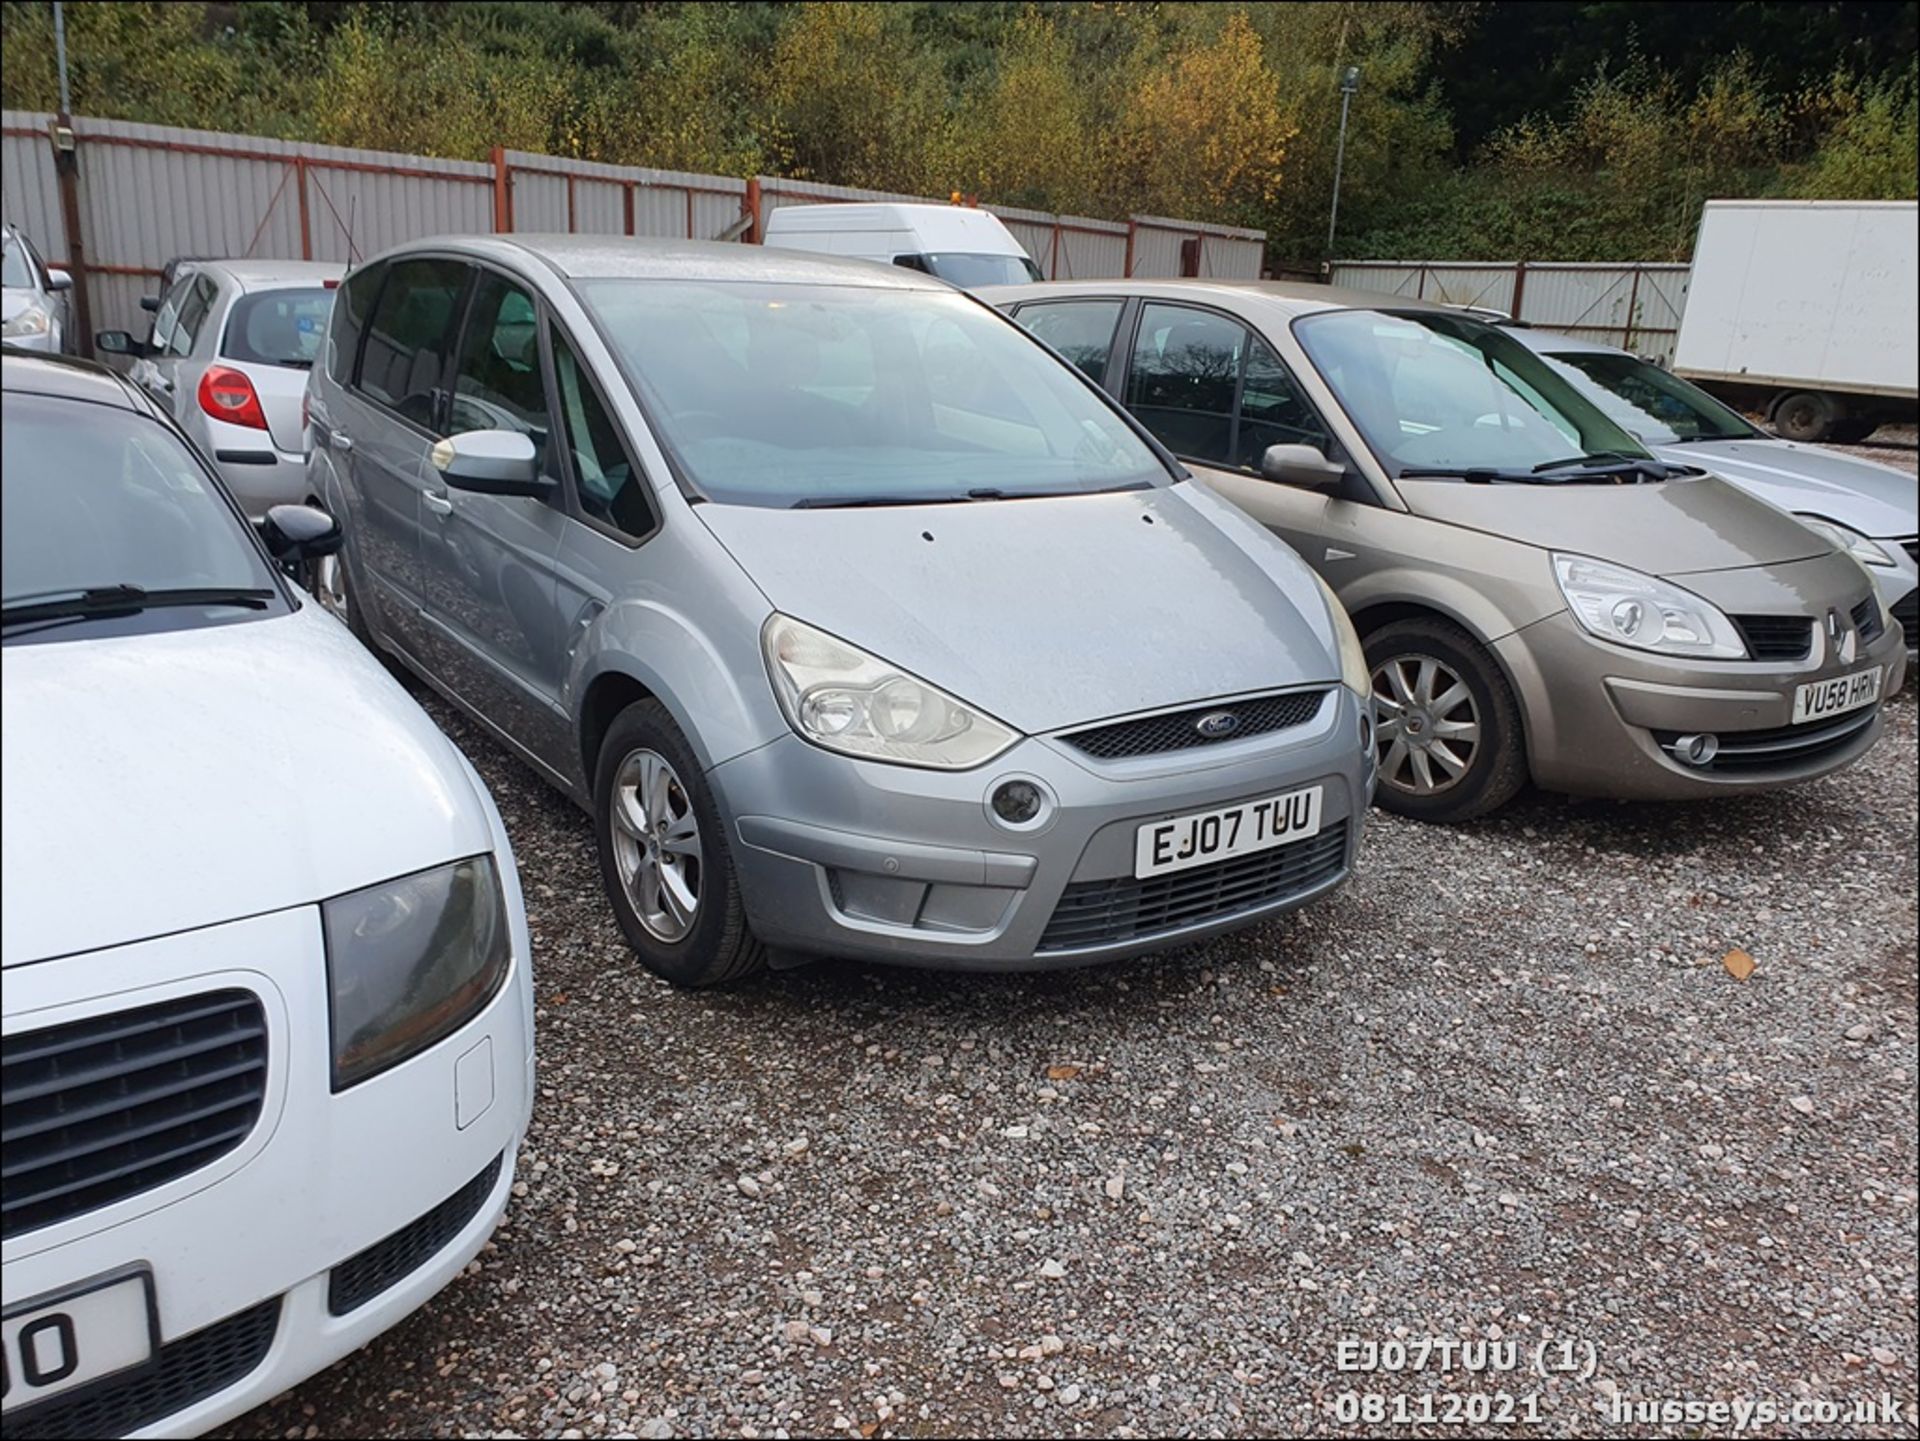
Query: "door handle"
328 430 353 453
423 490 453 516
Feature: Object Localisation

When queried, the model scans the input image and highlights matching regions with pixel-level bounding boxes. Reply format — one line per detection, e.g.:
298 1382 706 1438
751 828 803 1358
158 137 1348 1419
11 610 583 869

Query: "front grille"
1851 597 1885 646
328 1153 504 1314
2 991 268 1239
1730 614 1812 661
3 1296 280 1441
1039 820 1349 952
1653 707 1880 774
1062 690 1329 760
1891 587 1917 639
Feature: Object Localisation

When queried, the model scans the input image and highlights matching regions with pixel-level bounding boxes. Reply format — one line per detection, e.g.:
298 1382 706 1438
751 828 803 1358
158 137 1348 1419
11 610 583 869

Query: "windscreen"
2 393 274 607
902 253 1044 287
2 237 34 289
1293 309 1648 477
222 286 336 368
1538 350 1758 444
578 280 1166 508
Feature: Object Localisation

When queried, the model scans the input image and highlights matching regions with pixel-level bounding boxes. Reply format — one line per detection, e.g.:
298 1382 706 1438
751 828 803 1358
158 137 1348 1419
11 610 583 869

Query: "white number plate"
1135 785 1323 879
2 1271 155 1414
1791 666 1882 725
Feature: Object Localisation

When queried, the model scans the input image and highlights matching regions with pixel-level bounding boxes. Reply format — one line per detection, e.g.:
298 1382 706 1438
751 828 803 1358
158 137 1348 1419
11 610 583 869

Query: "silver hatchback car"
95 258 343 520
307 237 1374 986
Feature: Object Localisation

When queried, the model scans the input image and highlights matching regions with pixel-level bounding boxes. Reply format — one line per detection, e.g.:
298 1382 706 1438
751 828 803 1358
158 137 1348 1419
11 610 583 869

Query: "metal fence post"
1511 260 1528 321
1123 220 1136 277
1624 266 1642 353
51 113 93 358
491 146 511 232
295 155 312 259
744 177 762 244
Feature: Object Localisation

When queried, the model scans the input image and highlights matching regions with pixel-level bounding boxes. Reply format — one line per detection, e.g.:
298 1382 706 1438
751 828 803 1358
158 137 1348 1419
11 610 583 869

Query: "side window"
1235 334 1330 468
551 328 653 541
326 260 384 386
1124 303 1242 466
1013 300 1123 387
449 274 548 468
149 273 195 352
358 257 469 430
169 276 216 358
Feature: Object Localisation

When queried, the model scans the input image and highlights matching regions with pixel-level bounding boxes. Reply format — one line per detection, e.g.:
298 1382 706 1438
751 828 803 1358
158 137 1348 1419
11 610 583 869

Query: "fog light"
991 780 1043 824
1673 732 1719 767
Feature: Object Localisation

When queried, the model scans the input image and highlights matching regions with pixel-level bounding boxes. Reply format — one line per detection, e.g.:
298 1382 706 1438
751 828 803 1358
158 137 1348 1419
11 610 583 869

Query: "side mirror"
1260 443 1347 491
94 329 142 356
46 268 72 292
261 503 343 563
140 295 160 313
430 429 549 497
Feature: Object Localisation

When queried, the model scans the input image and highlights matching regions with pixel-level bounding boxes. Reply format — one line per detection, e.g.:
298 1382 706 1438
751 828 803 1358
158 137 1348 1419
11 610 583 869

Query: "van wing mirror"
430 430 550 497
46 268 73 292
1260 443 1347 491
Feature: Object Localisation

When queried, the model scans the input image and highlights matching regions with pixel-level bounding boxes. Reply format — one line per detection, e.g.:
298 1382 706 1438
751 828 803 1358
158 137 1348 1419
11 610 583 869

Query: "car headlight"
1795 514 1896 568
1311 571 1369 695
323 855 512 1090
1551 553 1747 659
762 613 1018 769
2 304 50 338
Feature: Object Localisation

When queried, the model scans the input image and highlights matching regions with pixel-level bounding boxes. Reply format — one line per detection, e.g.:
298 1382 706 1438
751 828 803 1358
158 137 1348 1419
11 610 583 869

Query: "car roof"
372 234 947 290
974 276 1456 319
1 349 142 410
1497 323 1623 357
184 258 346 291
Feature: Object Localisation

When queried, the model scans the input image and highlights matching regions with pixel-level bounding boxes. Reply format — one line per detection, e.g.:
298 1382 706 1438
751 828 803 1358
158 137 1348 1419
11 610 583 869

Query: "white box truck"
1671 199 1918 443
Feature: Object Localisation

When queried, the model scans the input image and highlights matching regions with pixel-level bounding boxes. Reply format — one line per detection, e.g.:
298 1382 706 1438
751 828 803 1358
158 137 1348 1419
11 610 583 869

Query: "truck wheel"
594 700 767 988
1772 391 1835 443
1363 619 1527 823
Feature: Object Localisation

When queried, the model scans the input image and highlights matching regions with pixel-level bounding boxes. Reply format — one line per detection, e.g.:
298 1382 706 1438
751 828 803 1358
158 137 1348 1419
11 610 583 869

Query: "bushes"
2 1 1914 262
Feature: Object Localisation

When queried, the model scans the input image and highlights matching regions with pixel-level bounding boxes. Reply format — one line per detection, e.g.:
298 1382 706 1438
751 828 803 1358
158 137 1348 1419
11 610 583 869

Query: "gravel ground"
217 666 1919 1439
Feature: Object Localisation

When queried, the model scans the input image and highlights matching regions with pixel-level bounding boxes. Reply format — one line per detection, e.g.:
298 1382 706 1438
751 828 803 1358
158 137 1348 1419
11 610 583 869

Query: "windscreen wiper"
1530 450 1645 472
1 584 275 628
790 487 1105 510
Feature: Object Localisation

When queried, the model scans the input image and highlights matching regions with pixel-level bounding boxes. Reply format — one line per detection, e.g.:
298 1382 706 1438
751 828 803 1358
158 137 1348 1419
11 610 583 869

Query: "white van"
761 202 1042 288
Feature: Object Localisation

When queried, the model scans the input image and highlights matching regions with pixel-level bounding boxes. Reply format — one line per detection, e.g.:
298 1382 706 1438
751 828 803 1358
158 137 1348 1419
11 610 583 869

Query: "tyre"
1771 391 1835 443
593 700 766 988
1363 618 1527 823
309 548 376 650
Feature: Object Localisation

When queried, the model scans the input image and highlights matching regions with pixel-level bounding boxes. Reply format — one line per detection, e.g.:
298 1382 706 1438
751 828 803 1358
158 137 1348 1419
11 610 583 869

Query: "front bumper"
1498 608 1908 801
1 888 534 1438
713 685 1373 970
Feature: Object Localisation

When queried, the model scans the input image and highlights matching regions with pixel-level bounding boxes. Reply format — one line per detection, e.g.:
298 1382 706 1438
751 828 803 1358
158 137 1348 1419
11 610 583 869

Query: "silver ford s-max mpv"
306 237 1373 986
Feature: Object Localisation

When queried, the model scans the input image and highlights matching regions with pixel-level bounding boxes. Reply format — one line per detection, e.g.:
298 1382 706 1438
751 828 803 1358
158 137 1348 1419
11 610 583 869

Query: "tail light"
197 364 268 431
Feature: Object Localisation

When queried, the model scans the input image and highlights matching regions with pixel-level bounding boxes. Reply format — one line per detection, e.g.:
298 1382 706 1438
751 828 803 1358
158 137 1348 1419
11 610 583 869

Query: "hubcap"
609 748 702 943
314 554 349 623
1371 653 1482 797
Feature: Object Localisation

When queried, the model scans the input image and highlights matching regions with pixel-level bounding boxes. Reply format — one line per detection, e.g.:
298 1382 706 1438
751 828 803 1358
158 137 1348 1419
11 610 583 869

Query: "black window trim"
1112 295 1348 485
348 251 478 443
540 309 662 549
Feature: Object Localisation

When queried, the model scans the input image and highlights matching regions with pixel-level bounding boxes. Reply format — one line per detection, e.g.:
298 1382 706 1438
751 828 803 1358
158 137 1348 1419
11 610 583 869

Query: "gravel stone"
215 616 1919 1438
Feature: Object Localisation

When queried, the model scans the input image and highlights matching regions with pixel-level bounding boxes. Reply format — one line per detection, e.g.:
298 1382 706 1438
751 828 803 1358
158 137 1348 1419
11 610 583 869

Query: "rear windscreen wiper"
2 584 275 628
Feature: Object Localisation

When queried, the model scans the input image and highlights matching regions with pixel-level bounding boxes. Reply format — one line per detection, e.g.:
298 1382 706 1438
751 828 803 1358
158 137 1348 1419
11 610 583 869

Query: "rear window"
223 287 336 369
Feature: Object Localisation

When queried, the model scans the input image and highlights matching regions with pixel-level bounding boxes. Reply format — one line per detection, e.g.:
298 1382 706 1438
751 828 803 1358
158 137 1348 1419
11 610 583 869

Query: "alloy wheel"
1371 653 1482 796
609 747 703 943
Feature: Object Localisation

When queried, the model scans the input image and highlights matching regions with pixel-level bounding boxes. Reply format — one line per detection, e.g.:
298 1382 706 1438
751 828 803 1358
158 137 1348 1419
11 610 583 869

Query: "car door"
415 267 574 768
336 255 473 660
129 271 212 414
1107 299 1362 580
